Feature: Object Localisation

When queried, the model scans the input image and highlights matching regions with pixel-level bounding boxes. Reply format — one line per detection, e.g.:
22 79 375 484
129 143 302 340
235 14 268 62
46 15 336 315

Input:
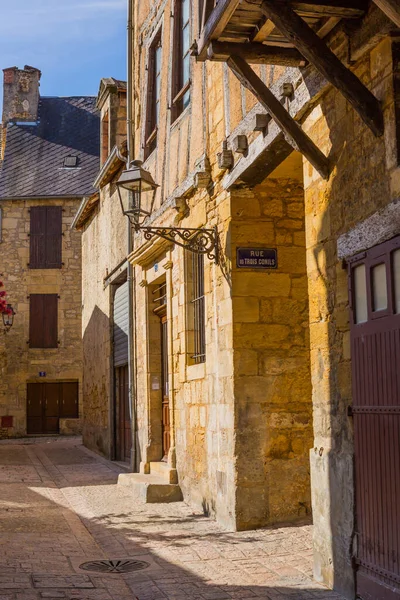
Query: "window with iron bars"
187 251 206 364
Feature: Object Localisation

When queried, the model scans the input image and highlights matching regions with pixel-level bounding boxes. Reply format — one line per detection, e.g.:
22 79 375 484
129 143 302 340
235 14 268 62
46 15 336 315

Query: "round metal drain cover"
79 559 150 574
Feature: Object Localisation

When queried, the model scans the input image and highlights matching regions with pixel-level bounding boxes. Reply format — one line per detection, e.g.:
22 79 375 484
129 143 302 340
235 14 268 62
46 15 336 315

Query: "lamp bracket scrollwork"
133 224 219 264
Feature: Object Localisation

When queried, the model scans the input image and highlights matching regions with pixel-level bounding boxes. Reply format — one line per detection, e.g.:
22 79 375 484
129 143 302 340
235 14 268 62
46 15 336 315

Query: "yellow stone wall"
231 179 312 530
0 199 83 437
80 184 128 457
128 0 313 532
301 37 400 597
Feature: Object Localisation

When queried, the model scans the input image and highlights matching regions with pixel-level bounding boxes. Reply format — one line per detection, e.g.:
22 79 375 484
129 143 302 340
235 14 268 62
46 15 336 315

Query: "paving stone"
0 439 343 600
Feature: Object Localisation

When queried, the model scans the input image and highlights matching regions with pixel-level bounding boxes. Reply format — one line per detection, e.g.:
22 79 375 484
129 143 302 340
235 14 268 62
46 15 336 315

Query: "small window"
30 206 62 269
354 264 368 324
393 249 400 314
29 294 58 348
145 31 162 158
63 155 78 168
101 111 109 164
187 252 205 364
171 0 191 122
371 263 387 312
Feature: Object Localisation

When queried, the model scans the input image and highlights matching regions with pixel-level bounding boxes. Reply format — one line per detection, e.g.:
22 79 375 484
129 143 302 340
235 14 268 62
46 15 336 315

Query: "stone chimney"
2 65 41 125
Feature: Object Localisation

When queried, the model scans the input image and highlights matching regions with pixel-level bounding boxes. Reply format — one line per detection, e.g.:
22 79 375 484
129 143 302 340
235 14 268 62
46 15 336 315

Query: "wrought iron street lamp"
116 160 219 264
2 304 15 333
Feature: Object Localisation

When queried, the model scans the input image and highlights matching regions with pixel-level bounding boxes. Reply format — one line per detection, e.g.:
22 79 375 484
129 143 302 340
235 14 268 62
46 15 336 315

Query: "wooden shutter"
29 206 62 269
29 294 58 348
59 382 79 418
46 207 62 268
30 207 47 268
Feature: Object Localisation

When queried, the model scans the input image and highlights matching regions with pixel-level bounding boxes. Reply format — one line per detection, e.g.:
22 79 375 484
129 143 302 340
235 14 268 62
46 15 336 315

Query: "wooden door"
27 384 44 434
116 366 132 463
44 383 60 434
161 315 170 461
27 383 78 435
349 236 400 600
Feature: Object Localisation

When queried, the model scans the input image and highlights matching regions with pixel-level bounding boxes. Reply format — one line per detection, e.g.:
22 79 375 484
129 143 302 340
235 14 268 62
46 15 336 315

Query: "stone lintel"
337 198 400 260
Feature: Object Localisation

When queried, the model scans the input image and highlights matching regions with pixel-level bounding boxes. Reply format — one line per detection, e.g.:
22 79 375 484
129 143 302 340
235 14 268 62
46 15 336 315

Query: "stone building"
78 1 400 599
0 65 99 438
73 77 129 460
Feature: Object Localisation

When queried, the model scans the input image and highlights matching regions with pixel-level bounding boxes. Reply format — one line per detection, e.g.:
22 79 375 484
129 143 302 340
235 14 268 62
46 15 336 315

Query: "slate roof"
0 96 100 199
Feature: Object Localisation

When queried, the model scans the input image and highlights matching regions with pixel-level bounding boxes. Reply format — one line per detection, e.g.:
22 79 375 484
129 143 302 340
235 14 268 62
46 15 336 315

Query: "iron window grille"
171 0 191 122
153 281 167 309
190 251 206 364
145 31 162 159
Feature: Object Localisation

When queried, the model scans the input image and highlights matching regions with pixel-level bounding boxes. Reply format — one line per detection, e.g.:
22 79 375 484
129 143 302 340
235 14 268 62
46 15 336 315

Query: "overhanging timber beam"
287 1 365 18
373 0 400 28
260 0 384 137
227 54 331 180
207 42 307 66
197 0 241 60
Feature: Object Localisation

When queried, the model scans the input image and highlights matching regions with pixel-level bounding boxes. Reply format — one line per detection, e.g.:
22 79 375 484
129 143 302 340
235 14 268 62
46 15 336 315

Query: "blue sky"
0 0 127 113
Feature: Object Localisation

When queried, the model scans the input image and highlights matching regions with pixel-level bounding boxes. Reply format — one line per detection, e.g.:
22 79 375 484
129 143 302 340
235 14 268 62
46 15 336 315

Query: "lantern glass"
2 305 15 330
116 160 158 222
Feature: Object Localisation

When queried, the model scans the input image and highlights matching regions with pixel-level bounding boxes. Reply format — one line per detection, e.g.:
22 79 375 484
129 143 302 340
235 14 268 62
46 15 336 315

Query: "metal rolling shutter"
113 281 129 367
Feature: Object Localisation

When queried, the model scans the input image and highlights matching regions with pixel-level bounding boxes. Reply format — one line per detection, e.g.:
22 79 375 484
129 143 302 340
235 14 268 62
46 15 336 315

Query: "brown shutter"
45 207 62 268
30 207 46 268
43 295 58 348
29 294 58 348
29 294 44 347
60 382 79 418
29 206 62 269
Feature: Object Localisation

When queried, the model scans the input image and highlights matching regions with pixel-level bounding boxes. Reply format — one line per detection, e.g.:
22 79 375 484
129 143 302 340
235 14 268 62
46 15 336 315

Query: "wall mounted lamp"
2 304 15 333
116 160 219 264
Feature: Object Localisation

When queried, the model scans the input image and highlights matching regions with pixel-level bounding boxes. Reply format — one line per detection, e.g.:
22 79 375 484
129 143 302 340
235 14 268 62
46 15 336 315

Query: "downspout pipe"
126 0 138 471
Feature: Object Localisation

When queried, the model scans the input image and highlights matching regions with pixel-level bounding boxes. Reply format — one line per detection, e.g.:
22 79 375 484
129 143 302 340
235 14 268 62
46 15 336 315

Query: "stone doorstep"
118 472 183 503
149 461 178 484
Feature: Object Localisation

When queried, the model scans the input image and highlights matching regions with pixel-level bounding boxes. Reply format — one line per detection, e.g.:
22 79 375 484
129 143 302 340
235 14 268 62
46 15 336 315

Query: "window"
29 206 62 269
187 252 205 364
101 111 109 164
171 0 191 122
353 264 367 324
145 31 162 158
29 294 58 348
394 249 400 314
63 155 78 168
350 235 400 326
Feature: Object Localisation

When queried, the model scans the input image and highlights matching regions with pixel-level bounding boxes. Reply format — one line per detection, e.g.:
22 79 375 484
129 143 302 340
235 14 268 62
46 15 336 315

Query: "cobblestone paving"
0 438 344 600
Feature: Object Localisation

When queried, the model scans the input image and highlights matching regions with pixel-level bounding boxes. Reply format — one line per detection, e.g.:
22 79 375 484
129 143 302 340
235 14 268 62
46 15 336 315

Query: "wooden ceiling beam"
372 0 400 28
227 54 331 179
196 0 241 60
289 1 364 18
208 41 307 65
260 0 384 137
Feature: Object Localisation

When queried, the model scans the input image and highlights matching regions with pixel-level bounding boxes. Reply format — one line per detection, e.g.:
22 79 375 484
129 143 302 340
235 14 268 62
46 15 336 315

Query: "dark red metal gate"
349 236 400 600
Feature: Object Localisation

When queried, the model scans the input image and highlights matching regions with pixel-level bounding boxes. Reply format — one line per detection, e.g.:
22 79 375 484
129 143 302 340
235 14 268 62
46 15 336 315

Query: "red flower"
0 280 11 314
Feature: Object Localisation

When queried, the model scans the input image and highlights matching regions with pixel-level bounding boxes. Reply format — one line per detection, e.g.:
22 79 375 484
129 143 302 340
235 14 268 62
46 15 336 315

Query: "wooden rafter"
260 0 384 137
201 0 215 34
372 0 400 28
197 0 241 59
287 0 364 18
207 42 307 66
227 54 331 179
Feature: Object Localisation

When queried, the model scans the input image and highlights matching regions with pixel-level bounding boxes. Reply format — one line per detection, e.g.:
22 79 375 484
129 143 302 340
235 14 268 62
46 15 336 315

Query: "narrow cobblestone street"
0 438 344 600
